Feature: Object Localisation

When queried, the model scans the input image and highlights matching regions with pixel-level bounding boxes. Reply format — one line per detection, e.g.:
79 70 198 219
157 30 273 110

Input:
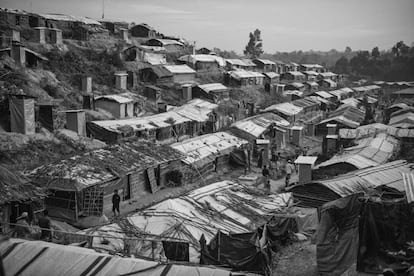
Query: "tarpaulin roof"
283 90 303 97
320 79 337 87
163 64 196 74
303 71 319 76
340 97 360 108
231 112 290 138
402 173 414 203
178 54 226 67
318 72 338 78
225 59 254 67
197 83 228 93
307 95 330 105
262 102 303 116
0 239 231 276
292 97 320 109
339 123 414 139
317 104 365 128
95 94 133 104
389 112 414 126
285 71 305 77
92 110 191 133
29 141 183 191
301 64 324 68
228 70 264 79
172 98 218 122
392 87 414 95
148 39 184 46
171 132 248 167
314 91 335 99
84 181 292 263
315 133 400 170
254 58 275 65
39 13 101 25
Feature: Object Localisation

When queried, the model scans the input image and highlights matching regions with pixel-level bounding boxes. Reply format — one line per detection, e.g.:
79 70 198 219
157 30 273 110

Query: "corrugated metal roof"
402 173 414 203
95 95 133 104
389 112 414 126
229 70 264 79
231 112 290 138
163 64 196 74
198 83 228 93
263 72 280 78
263 102 303 116
254 58 276 65
315 133 400 170
171 132 248 167
178 54 226 67
173 99 218 122
315 91 335 99
39 13 101 25
317 160 413 197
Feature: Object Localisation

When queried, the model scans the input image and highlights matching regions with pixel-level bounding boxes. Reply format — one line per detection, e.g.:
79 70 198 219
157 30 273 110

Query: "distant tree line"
333 41 414 81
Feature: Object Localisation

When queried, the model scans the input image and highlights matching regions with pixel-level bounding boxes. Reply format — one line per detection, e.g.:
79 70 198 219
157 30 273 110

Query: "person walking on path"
112 190 121 217
38 209 52 241
285 160 296 188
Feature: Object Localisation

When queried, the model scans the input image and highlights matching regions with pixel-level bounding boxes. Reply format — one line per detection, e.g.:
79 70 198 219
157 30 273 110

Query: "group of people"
12 210 52 241
262 150 297 190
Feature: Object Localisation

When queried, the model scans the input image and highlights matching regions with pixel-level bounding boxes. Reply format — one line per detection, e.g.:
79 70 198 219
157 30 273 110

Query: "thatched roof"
0 165 46 205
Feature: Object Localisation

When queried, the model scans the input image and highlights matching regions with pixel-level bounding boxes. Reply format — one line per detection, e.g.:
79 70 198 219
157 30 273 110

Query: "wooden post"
74 192 79 222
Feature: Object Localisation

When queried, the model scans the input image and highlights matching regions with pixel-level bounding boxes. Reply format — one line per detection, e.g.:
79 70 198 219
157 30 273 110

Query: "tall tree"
244 29 264 59
371 47 380 59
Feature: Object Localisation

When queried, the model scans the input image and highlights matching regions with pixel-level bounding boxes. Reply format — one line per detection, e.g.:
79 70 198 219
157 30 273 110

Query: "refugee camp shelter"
230 112 290 144
171 132 248 175
262 102 304 123
89 111 192 144
225 59 256 71
163 64 196 84
304 81 319 93
94 94 134 119
314 132 400 177
318 79 337 90
1 42 48 68
281 71 306 83
177 54 225 71
84 180 292 266
130 23 157 38
253 58 276 72
29 141 183 222
300 64 325 73
0 165 46 234
138 65 173 84
392 87 414 98
192 83 229 102
316 104 365 135
146 38 184 53
263 72 280 91
0 238 232 276
289 160 412 208
122 45 167 65
225 70 264 86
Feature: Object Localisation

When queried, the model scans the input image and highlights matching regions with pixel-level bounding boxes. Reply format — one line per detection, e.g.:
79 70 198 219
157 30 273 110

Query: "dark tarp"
229 149 247 166
38 105 54 131
357 198 414 274
200 231 272 275
9 97 35 135
316 193 363 275
162 241 189 262
86 122 120 144
259 216 297 252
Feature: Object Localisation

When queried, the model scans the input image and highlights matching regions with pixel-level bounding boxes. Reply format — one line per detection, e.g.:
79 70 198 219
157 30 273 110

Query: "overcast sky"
3 0 414 53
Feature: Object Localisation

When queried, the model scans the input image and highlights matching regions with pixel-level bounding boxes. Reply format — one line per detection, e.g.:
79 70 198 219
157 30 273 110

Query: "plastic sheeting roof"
197 83 228 93
84 181 292 263
178 54 226 67
172 99 218 122
402 173 414 203
95 94 133 104
318 72 338 78
263 102 303 116
320 79 337 87
389 112 414 126
301 64 324 68
231 112 290 138
314 160 413 197
171 132 248 167
163 64 196 74
263 72 280 79
303 71 319 76
340 98 360 108
228 70 264 79
254 58 276 65
314 91 335 99
286 71 305 77
39 13 101 25
315 133 400 170
0 239 231 276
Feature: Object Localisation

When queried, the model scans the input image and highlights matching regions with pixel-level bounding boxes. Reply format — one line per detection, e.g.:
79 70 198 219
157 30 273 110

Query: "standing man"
38 210 52 241
285 160 295 188
112 190 121 217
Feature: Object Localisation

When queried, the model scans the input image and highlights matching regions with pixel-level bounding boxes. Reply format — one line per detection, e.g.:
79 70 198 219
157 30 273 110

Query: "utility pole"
102 0 105 19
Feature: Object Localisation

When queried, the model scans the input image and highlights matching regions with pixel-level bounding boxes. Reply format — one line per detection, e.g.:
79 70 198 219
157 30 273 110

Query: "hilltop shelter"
262 102 304 123
94 94 134 119
29 141 183 222
171 132 248 175
192 83 229 102
225 70 264 86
